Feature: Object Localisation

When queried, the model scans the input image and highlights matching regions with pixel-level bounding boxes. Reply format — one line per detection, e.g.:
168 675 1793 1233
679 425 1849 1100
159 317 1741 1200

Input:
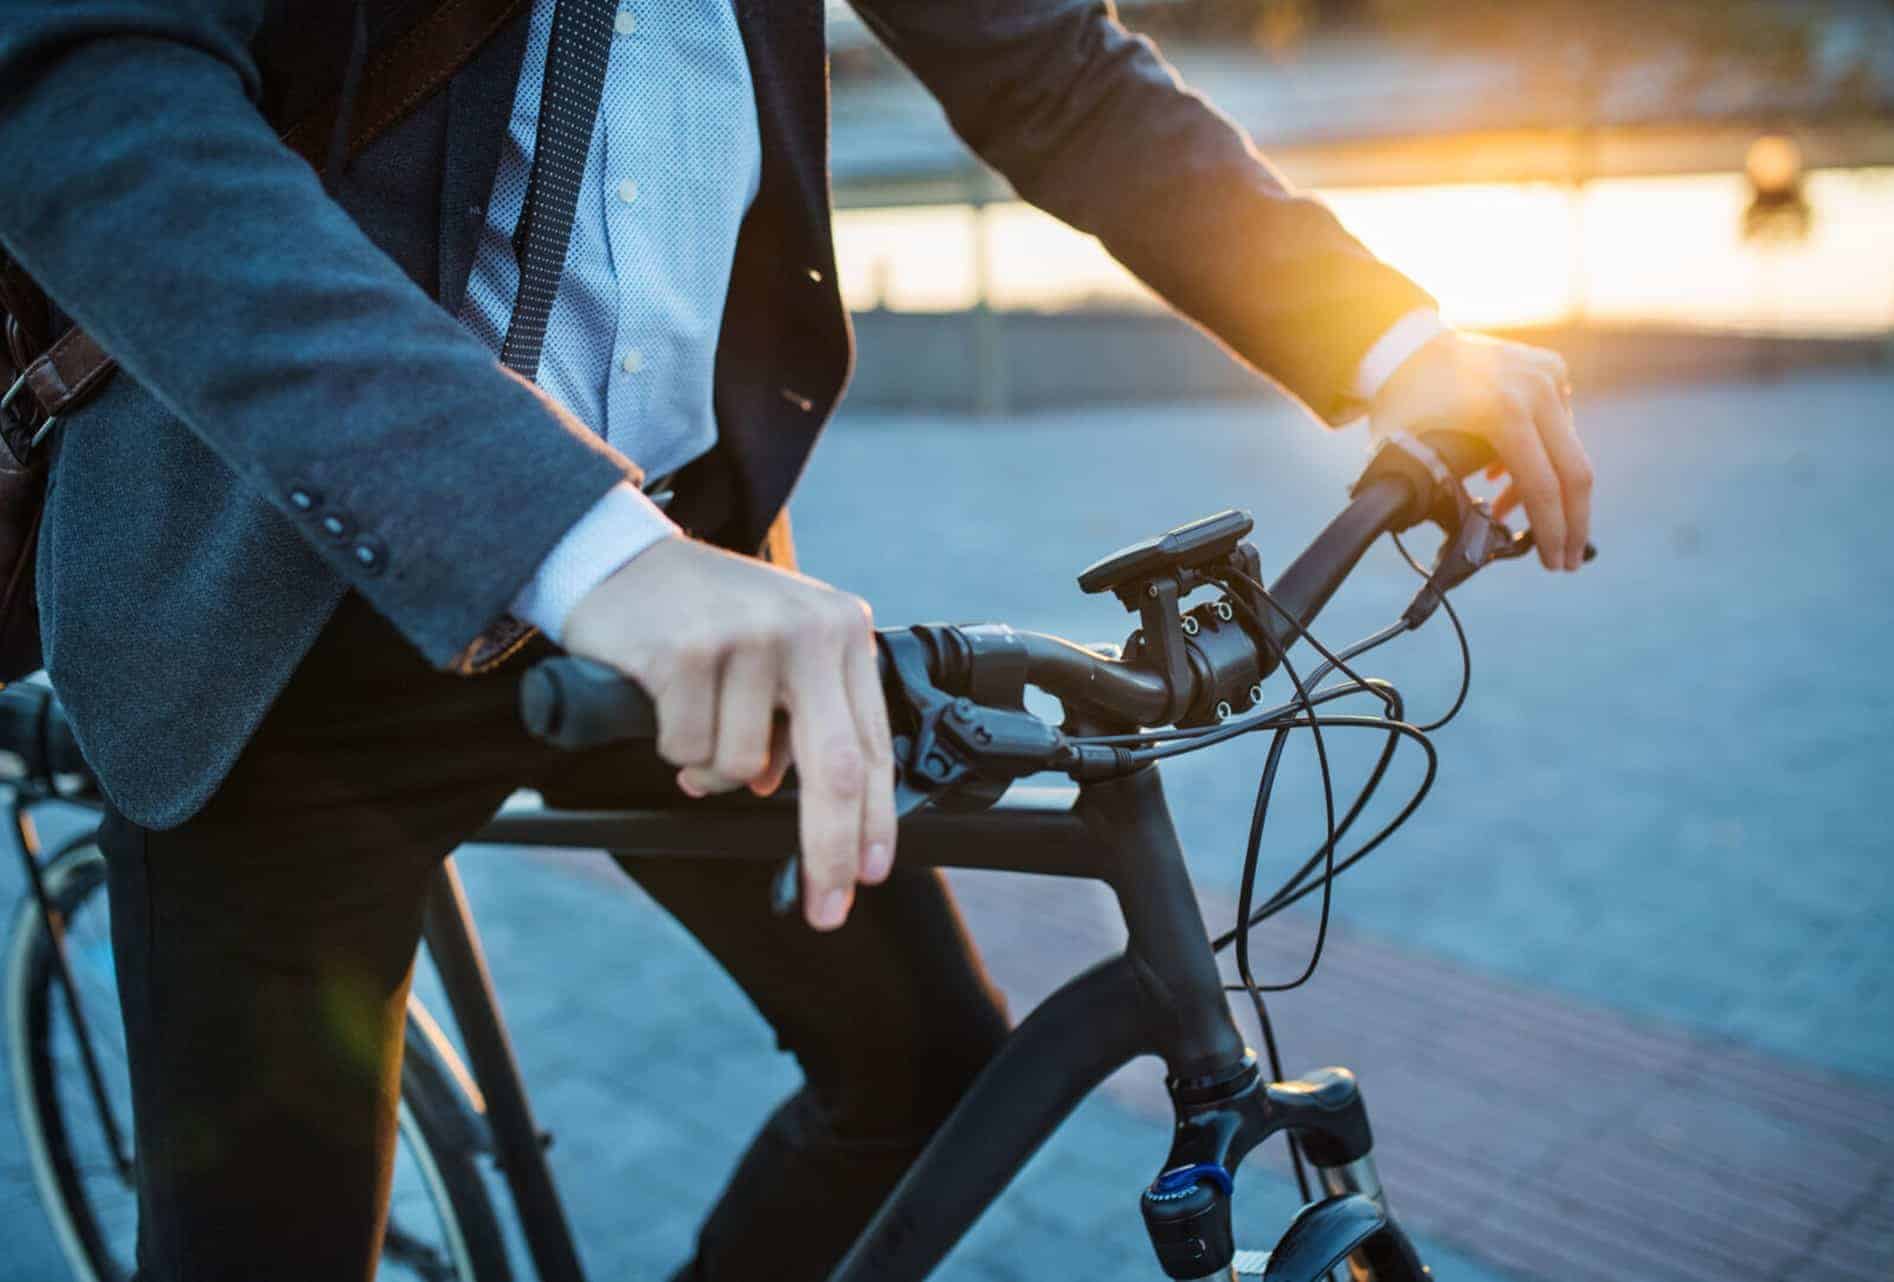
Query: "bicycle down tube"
478 768 1402 1282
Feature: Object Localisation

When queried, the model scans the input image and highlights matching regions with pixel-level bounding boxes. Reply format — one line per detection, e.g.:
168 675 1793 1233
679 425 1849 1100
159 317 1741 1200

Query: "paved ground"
2 365 1891 1280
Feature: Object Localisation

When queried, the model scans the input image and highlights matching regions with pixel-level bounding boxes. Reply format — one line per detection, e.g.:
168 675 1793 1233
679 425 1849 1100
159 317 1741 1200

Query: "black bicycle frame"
460 763 1403 1282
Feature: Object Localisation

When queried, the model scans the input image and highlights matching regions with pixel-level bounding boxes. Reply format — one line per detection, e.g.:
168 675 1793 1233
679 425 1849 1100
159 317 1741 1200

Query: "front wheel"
5 834 512 1282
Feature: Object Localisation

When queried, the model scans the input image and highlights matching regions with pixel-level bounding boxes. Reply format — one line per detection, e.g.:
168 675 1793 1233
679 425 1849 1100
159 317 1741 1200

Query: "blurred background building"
824 0 1894 412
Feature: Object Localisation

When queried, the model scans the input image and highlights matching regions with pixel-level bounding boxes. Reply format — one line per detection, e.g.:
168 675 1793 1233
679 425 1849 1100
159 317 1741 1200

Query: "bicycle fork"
1072 772 1423 1282
1139 1059 1420 1282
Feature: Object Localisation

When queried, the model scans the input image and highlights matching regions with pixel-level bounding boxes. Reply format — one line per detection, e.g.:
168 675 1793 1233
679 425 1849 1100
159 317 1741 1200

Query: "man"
0 0 1592 1278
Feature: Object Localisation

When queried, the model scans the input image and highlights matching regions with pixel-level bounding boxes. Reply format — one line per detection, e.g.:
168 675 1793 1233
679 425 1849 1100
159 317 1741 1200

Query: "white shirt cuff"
1352 309 1451 403
511 481 680 643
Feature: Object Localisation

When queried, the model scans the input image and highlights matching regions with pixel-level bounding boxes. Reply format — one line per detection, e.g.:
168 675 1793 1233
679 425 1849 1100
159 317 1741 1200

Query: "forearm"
0 8 638 666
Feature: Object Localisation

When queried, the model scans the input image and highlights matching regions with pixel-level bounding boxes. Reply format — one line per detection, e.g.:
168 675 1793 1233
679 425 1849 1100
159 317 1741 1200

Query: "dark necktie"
499 0 616 379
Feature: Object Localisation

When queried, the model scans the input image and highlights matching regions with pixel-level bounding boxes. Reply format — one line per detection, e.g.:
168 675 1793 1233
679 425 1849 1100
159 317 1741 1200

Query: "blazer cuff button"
319 512 357 541
352 537 386 575
288 485 322 512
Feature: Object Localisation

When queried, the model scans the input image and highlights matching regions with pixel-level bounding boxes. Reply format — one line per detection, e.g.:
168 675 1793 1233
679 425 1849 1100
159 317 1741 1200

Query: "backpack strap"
281 0 530 170
0 0 530 463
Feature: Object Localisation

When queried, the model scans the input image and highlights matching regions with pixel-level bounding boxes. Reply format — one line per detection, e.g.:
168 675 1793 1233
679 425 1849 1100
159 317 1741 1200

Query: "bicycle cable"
1391 530 1473 734
1150 532 1471 1201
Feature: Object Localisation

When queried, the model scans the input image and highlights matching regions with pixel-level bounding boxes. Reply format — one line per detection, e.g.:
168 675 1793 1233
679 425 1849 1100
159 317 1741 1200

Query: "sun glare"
834 168 1894 336
1320 183 1574 329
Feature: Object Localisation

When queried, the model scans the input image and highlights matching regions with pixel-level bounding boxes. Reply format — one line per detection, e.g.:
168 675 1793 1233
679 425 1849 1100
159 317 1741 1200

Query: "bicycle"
3 430 1580 1281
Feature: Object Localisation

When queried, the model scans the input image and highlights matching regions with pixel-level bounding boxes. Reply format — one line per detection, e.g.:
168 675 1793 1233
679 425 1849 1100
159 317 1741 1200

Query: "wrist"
1368 330 1464 441
512 482 681 643
1356 310 1453 423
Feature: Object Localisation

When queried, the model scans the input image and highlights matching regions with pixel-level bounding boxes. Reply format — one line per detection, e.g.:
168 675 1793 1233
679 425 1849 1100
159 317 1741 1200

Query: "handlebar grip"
1417 431 1495 479
520 657 659 750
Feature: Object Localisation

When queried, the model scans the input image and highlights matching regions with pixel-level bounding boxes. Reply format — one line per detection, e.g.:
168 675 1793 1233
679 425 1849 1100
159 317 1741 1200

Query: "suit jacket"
0 0 1431 829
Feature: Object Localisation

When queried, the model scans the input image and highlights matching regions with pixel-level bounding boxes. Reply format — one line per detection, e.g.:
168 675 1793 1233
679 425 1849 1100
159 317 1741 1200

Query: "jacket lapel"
732 0 829 241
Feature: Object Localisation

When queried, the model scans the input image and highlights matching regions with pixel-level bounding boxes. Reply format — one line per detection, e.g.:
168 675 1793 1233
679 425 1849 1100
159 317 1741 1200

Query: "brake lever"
771 633 1066 919
768 769 936 918
1401 501 1597 629
1490 526 1600 565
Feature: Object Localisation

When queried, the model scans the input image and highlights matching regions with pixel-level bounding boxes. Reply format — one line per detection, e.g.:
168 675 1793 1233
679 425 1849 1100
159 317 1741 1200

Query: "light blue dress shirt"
459 0 762 639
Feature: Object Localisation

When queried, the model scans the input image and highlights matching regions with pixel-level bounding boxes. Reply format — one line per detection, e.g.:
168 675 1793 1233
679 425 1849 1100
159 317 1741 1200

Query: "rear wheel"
5 834 512 1282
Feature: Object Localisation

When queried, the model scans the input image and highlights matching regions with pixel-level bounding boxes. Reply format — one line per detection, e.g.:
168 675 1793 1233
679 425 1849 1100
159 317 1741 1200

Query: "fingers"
1523 345 1570 391
1473 341 1588 571
784 601 874 931
678 647 777 797
1495 405 1566 572
748 716 792 798
653 645 716 777
562 542 892 932
1527 375 1593 570
845 634 897 884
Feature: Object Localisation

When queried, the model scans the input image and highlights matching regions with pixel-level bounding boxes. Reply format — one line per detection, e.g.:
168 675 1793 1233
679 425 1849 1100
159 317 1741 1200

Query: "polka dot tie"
465 0 616 669
499 0 618 380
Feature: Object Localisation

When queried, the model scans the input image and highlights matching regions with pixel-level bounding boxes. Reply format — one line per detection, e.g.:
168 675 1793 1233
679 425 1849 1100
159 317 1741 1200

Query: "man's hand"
562 538 895 931
1369 331 1593 572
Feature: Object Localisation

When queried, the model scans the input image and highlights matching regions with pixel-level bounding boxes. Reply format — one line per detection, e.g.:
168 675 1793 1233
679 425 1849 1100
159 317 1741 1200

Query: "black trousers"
99 592 1011 1281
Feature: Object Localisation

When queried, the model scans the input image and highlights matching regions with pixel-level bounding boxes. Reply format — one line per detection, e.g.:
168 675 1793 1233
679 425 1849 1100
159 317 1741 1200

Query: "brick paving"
951 866 1894 1282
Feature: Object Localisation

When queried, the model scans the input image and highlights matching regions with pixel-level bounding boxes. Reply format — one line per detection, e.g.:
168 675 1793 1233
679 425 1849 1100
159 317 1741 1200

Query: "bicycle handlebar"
518 432 1498 753
520 654 661 751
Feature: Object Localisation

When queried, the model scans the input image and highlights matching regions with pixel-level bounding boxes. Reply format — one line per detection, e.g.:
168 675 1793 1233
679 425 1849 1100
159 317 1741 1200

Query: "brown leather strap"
5 0 531 433
281 0 530 168
19 326 115 418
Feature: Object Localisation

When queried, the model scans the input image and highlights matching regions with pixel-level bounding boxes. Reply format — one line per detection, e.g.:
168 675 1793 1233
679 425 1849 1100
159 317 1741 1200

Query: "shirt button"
616 179 638 205
620 349 644 374
613 8 636 35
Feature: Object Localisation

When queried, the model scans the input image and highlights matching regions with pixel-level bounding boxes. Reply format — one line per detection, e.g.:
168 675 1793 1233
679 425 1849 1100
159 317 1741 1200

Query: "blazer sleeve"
846 0 1437 424
0 0 643 669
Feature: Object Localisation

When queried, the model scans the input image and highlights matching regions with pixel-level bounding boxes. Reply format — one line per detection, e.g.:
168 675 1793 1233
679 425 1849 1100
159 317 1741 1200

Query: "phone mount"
1078 510 1268 727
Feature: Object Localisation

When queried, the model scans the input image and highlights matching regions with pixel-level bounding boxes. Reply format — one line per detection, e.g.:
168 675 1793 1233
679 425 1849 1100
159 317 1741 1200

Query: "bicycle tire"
5 834 513 1282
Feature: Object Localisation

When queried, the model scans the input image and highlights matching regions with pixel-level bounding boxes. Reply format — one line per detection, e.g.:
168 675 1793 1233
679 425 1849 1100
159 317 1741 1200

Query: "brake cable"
881 440 1573 1203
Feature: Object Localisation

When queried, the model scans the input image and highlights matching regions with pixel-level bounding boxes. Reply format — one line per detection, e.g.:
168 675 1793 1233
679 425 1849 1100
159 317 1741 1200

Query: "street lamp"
1742 133 1811 243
